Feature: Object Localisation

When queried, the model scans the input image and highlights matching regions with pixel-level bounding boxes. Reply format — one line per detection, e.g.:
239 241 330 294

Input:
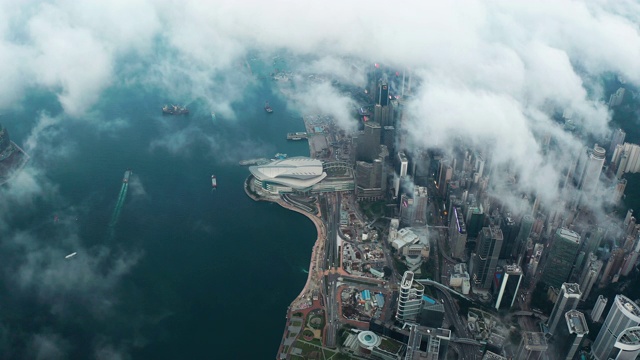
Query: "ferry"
211 175 217 189
123 169 132 183
264 101 273 113
65 252 77 259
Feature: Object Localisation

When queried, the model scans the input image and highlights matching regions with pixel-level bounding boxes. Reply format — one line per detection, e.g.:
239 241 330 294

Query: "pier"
286 132 308 140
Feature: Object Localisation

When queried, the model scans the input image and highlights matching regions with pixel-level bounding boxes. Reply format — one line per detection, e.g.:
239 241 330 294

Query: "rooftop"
556 228 581 244
617 327 640 347
522 332 547 350
562 283 582 297
504 264 522 275
565 310 589 335
615 295 640 320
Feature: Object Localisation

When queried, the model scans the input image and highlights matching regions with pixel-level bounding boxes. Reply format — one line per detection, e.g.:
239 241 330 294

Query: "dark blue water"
0 70 315 359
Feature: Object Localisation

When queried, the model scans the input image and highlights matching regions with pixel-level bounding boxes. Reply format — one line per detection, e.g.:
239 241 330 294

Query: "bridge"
452 338 482 346
415 278 472 302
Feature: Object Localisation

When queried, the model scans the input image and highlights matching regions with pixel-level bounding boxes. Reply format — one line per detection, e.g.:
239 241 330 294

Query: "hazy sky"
1 0 640 358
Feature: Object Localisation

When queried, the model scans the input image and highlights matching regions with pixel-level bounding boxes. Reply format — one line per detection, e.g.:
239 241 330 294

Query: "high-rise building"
579 255 603 301
608 327 640 360
412 186 428 226
399 193 415 227
397 271 425 323
608 87 626 107
541 228 581 288
559 310 589 360
613 178 627 203
514 215 534 264
494 264 523 310
466 204 485 238
515 332 547 360
356 121 382 162
591 295 640 360
499 215 518 260
376 81 389 107
591 295 607 323
437 160 453 198
547 283 581 335
577 144 606 195
585 227 605 257
472 226 504 289
355 146 387 200
382 126 395 156
600 248 625 288
450 206 468 259
609 128 626 161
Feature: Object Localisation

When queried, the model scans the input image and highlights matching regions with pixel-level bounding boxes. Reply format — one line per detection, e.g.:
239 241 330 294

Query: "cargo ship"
123 169 132 183
162 104 189 115
211 175 217 189
264 101 273 113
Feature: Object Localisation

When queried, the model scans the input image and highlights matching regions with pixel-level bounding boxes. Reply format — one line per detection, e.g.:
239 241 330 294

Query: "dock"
287 132 308 140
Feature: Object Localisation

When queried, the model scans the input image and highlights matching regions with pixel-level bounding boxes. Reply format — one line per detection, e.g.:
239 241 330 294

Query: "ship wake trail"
107 171 130 240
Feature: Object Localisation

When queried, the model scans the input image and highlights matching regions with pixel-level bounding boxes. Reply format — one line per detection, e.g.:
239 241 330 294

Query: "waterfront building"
591 295 640 360
356 121 382 162
515 332 547 360
541 228 581 288
471 226 504 290
397 271 424 323
547 283 581 335
494 264 522 310
591 295 607 323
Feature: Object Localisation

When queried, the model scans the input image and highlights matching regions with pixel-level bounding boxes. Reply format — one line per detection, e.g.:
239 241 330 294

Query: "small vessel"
211 175 217 189
123 169 132 183
274 153 287 160
162 104 189 115
65 252 77 259
264 101 273 113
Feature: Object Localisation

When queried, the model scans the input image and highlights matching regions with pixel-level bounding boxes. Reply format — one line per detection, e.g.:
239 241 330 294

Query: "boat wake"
107 170 131 240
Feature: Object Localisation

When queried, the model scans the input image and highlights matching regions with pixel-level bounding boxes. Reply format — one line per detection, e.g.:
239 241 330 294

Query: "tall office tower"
621 239 640 276
499 215 518 260
613 178 627 203
591 295 608 323
373 82 392 126
592 295 640 360
397 271 425 323
399 193 415 227
608 87 626 107
609 128 626 161
515 332 548 360
494 264 523 310
472 226 504 289
541 228 581 288
437 159 453 197
382 126 395 156
412 186 428 226
355 148 387 200
600 248 625 287
450 206 468 259
356 121 382 162
613 143 640 176
577 144 606 195
585 227 606 257
560 310 589 360
514 215 534 263
579 256 603 301
466 204 485 238
608 327 640 359
396 151 409 177
528 243 544 277
547 283 581 335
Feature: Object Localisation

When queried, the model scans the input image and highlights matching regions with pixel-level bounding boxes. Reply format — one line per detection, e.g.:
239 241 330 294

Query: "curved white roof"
357 331 381 348
249 157 326 189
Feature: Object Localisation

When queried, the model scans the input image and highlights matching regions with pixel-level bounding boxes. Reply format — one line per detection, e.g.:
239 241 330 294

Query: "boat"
264 101 273 113
65 252 77 259
211 175 217 189
123 169 132 183
274 153 287 160
162 104 189 115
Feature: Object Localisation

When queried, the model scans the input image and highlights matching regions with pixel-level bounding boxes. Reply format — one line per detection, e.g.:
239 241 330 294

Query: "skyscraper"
560 310 589 360
515 332 547 360
608 87 626 107
591 294 640 360
541 228 581 288
599 248 625 288
591 295 607 323
450 206 468 259
547 283 581 335
494 264 523 310
472 226 504 289
499 215 518 260
577 144 606 195
609 128 626 161
514 215 534 264
579 255 603 301
437 159 452 198
397 271 424 323
356 121 382 162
